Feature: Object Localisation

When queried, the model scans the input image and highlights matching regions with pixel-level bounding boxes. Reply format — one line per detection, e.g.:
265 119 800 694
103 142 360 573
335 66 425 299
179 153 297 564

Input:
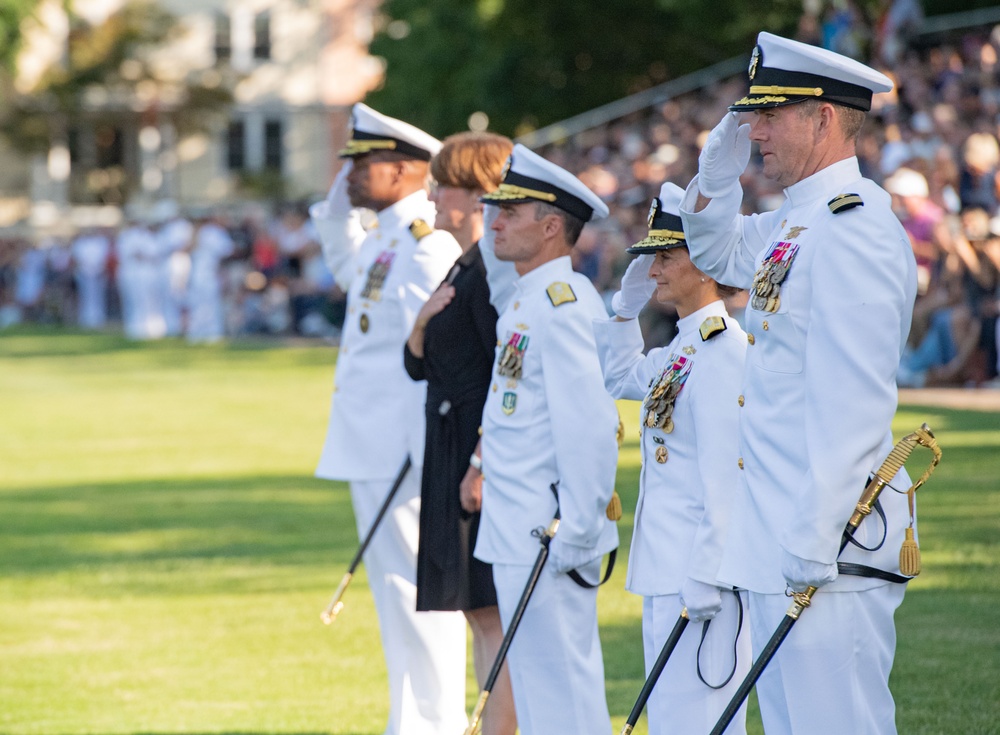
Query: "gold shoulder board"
546 281 577 307
700 315 727 341
409 219 434 240
828 193 864 214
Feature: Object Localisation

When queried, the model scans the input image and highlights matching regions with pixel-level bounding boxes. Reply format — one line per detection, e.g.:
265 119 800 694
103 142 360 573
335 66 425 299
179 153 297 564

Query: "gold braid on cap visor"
732 85 825 107
339 139 398 156
484 183 558 203
647 228 685 240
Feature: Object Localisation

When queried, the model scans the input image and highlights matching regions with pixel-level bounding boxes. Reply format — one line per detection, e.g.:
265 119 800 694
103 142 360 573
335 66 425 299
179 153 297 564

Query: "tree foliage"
366 0 805 138
0 1 233 202
0 0 39 72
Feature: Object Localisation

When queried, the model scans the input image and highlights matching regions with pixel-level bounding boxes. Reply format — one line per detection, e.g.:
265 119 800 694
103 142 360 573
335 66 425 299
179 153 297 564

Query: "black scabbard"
620 613 690 735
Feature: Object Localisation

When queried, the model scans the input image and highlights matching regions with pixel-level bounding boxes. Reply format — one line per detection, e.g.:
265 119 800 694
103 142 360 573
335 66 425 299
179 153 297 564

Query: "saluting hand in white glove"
680 577 724 623
611 254 656 319
698 112 751 199
324 160 354 218
781 549 838 592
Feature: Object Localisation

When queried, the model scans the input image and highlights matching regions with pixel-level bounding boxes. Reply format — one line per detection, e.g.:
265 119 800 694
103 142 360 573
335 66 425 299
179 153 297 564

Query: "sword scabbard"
320 571 353 625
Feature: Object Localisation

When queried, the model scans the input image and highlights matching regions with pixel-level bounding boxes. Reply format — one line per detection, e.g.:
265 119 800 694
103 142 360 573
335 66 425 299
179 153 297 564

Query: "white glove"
680 577 723 623
611 254 656 319
548 536 597 574
698 112 751 199
324 160 354 217
781 549 838 592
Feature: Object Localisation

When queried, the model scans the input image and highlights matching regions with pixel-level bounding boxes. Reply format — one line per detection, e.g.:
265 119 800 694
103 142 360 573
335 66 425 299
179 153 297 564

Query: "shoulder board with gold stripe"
828 193 863 214
699 315 727 341
409 219 434 240
546 281 576 307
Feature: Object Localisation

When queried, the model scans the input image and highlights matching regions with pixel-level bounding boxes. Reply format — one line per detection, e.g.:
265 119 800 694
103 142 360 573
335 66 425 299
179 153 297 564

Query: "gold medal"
663 417 674 434
655 446 668 464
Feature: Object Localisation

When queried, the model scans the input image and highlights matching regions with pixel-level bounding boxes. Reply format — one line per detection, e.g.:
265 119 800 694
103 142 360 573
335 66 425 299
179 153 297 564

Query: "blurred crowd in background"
2 7 999 388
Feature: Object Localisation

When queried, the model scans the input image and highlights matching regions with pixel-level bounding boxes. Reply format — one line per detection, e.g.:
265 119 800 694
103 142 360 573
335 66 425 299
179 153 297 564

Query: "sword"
708 424 941 735
320 455 412 625
464 485 561 735
620 611 690 735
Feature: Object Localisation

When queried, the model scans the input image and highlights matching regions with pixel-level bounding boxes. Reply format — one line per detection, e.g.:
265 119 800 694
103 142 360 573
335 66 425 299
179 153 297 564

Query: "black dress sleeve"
403 341 426 381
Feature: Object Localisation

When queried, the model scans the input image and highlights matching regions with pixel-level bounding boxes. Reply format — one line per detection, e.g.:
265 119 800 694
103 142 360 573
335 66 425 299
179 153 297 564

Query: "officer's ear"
539 211 563 241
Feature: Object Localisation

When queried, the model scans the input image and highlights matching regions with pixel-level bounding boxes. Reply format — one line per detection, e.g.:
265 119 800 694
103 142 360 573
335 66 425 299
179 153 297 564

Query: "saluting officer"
473 144 619 735
311 103 467 735
679 33 918 734
596 182 751 734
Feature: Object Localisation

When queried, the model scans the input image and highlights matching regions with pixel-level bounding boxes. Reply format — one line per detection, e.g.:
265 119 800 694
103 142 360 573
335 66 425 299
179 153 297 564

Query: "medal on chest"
751 240 799 313
360 250 396 301
496 330 529 382
643 353 691 433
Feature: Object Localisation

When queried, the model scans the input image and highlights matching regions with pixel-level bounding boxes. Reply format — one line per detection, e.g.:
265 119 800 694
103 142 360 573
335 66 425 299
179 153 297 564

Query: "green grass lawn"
1 328 998 734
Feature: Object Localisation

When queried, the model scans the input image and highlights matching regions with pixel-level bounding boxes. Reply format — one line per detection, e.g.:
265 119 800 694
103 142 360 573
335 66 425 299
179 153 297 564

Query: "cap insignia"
828 193 864 214
699 316 727 341
749 45 761 81
546 281 577 307
647 198 660 228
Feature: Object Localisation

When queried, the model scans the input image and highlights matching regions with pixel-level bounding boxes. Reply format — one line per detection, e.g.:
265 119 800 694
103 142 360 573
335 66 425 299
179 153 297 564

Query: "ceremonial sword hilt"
320 572 353 625
848 423 940 531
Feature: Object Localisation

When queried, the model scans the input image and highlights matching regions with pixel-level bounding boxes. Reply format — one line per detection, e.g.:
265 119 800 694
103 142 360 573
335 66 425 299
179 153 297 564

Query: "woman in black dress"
404 132 516 735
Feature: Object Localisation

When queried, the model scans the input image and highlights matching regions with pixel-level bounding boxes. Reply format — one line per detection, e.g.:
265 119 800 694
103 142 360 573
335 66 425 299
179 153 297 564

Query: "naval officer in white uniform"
679 33 918 735
311 104 467 735
596 182 750 734
474 144 619 735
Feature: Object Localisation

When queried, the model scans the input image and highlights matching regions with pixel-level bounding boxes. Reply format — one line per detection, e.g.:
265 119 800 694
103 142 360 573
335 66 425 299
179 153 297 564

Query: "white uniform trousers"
492 560 611 735
642 592 750 735
350 474 468 735
749 583 906 735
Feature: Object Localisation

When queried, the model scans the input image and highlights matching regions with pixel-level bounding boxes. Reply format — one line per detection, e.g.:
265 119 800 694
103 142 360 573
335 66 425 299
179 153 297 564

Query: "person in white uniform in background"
116 213 165 340
473 144 619 735
153 200 193 337
71 227 111 330
310 103 467 735
680 32 917 735
596 182 750 734
185 211 234 344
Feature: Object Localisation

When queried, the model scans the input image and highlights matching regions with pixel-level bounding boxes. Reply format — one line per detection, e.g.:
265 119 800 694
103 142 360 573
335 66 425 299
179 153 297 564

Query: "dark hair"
534 202 585 245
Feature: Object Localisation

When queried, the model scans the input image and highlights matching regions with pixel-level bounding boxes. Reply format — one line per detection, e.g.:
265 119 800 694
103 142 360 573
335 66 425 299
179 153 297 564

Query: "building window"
214 12 231 62
264 119 282 171
227 120 245 171
254 11 271 60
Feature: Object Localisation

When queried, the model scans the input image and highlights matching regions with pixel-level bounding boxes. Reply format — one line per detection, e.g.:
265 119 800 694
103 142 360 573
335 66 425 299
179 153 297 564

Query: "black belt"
568 549 617 589
837 562 912 584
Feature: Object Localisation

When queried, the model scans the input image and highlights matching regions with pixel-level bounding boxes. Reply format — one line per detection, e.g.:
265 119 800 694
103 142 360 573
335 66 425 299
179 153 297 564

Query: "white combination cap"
730 32 893 112
627 182 686 253
339 103 441 161
480 144 609 222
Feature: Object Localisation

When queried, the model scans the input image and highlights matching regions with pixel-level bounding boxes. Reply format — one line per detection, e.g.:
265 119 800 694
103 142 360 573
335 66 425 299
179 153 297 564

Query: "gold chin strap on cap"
339 139 398 156
749 84 824 97
487 183 558 203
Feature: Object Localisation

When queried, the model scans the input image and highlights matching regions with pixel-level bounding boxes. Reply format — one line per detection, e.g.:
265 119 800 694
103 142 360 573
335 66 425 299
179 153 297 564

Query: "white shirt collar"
783 157 862 209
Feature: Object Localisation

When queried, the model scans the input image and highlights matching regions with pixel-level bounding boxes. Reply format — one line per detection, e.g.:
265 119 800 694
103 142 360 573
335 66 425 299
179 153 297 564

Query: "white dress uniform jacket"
680 157 918 594
595 301 746 595
475 255 619 567
315 191 461 480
